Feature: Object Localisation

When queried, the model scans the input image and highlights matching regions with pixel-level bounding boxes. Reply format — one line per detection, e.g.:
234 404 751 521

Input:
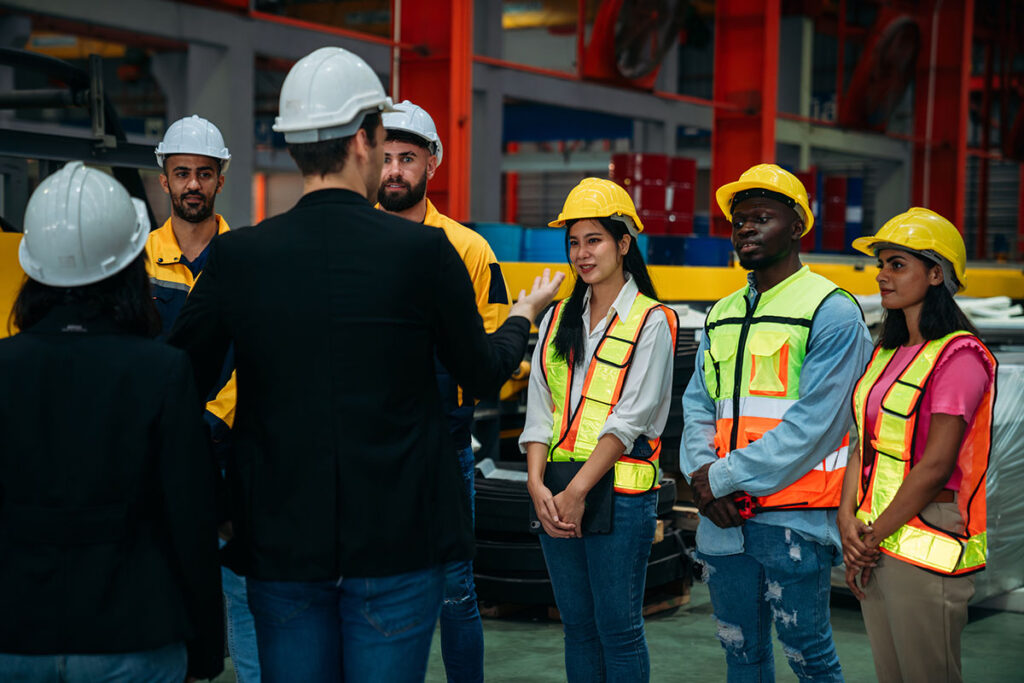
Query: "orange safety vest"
543 291 678 494
853 332 994 575
704 267 856 511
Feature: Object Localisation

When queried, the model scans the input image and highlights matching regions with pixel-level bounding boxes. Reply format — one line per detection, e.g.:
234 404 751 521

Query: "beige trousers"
859 502 976 683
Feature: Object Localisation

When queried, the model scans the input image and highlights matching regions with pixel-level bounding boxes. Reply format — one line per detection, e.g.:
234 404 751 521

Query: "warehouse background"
0 0 1022 262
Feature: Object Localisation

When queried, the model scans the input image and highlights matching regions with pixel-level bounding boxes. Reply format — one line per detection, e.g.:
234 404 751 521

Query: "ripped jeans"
697 521 844 683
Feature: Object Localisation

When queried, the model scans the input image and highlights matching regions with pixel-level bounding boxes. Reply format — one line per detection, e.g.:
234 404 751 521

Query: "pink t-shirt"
863 337 994 490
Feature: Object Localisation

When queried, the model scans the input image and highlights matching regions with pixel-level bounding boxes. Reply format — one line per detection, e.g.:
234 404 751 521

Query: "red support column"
397 0 473 220
912 0 974 231
710 0 780 236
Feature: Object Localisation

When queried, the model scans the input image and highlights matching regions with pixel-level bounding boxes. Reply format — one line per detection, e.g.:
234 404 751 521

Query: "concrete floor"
423 582 1024 682
215 581 1024 681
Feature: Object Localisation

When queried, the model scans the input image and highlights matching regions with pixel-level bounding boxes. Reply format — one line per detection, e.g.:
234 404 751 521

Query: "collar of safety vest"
746 264 812 307
582 273 638 324
148 214 230 265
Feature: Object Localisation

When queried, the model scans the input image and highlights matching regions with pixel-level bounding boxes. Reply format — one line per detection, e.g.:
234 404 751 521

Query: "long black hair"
878 253 978 349
551 217 658 366
10 252 161 337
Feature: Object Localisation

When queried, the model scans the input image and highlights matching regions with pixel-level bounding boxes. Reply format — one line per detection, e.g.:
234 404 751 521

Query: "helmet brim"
716 179 814 236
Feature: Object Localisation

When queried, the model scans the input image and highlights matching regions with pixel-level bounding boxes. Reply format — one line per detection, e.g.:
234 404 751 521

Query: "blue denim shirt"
680 270 873 556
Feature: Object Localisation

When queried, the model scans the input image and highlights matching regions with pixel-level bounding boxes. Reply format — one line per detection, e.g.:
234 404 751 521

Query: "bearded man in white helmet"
168 47 562 682
378 100 509 683
149 116 260 683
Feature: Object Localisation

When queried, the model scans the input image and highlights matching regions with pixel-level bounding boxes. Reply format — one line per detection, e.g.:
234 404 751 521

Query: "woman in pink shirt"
838 208 996 683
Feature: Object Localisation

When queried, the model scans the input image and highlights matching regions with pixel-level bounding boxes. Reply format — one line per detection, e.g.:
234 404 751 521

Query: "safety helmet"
273 46 398 143
852 207 967 290
383 100 443 167
548 178 644 237
715 163 815 235
19 161 150 287
155 114 231 173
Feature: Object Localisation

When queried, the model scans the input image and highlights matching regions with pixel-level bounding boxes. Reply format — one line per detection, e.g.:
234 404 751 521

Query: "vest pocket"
705 334 737 398
747 330 790 396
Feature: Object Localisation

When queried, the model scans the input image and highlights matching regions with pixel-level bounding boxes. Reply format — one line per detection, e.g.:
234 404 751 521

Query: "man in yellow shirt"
378 100 510 683
147 115 259 683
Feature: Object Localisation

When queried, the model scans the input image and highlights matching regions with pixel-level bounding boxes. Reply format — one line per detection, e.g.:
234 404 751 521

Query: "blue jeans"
222 562 260 683
697 522 844 683
539 491 657 683
247 565 444 683
0 642 186 682
440 445 484 683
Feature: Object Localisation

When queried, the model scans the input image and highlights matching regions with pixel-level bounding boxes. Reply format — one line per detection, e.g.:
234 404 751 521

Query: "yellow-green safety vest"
704 266 856 511
852 332 995 575
543 291 678 494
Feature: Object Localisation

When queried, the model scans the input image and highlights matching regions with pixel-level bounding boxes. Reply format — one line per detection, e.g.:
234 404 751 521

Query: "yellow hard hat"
852 207 967 290
548 177 643 235
715 163 814 236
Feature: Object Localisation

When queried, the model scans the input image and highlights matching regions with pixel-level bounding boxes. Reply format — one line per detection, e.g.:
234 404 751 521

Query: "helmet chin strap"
610 214 639 239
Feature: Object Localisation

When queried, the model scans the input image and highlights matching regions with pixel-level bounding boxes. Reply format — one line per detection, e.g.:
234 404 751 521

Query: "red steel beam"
397 0 473 219
710 0 780 236
912 0 973 231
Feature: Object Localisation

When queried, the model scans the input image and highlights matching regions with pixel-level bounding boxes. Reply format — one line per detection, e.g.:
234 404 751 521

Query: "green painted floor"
216 581 1024 681
422 582 1024 682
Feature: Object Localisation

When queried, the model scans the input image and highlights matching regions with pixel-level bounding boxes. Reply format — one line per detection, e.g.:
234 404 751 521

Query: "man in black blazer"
169 46 561 682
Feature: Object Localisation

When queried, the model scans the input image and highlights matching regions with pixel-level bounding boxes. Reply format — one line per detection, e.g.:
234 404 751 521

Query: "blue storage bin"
521 227 567 263
684 236 733 266
646 235 686 266
693 213 710 236
470 222 524 262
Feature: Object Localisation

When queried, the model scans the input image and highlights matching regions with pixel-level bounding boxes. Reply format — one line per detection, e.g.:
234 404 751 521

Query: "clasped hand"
689 463 744 528
838 509 881 599
528 481 583 538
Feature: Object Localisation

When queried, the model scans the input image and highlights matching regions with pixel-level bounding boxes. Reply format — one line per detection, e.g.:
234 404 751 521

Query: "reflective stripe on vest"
544 292 679 494
705 267 855 510
852 332 994 576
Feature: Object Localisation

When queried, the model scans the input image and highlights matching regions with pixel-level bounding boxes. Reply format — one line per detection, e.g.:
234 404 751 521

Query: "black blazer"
0 306 223 680
169 189 530 580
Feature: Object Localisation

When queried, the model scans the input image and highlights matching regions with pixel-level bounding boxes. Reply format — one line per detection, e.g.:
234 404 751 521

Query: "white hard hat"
273 46 397 143
19 161 150 287
383 100 443 167
155 114 231 173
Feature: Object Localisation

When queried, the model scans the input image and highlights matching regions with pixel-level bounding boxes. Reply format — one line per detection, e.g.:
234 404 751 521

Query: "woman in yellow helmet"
839 207 996 683
520 178 677 682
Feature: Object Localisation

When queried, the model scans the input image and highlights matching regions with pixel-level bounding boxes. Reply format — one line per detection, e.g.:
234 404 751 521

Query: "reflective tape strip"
814 445 848 472
149 277 192 293
715 395 795 421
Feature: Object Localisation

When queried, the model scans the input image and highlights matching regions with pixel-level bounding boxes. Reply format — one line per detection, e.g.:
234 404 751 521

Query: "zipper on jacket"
730 292 760 452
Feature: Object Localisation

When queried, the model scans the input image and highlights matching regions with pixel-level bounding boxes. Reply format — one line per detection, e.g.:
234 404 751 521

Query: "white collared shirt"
519 275 675 454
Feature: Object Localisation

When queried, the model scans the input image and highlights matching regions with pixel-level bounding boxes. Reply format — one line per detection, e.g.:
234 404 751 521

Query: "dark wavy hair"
10 252 161 337
878 253 978 349
552 217 659 366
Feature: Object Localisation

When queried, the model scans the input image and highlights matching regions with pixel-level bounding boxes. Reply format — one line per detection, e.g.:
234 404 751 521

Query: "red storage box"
631 183 666 211
670 157 697 184
666 212 694 235
821 176 847 252
610 153 669 186
666 183 695 214
638 209 668 235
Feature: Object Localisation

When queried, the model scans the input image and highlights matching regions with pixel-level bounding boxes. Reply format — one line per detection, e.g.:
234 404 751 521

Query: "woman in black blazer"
0 162 223 682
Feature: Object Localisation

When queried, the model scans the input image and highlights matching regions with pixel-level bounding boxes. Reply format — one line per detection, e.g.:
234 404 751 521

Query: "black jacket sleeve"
431 235 531 396
168 238 232 402
158 353 224 680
